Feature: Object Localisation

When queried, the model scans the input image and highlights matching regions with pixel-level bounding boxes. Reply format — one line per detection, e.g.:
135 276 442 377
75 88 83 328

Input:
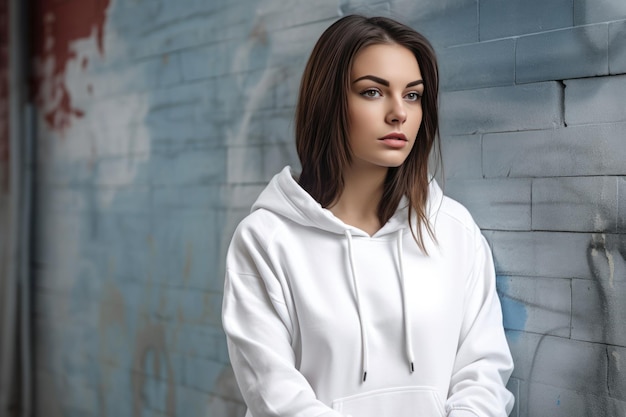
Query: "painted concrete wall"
31 0 626 416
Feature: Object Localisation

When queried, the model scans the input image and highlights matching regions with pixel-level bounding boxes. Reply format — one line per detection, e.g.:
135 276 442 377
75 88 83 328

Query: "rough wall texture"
31 0 626 417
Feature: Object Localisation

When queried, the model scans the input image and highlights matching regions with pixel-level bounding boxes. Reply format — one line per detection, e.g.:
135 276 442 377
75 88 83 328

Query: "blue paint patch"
496 276 528 342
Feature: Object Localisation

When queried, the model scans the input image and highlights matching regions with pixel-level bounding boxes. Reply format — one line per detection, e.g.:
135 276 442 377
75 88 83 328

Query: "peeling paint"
32 0 111 133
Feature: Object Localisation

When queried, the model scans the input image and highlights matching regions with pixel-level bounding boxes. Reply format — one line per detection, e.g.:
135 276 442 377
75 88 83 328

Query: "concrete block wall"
434 0 626 415
31 0 625 416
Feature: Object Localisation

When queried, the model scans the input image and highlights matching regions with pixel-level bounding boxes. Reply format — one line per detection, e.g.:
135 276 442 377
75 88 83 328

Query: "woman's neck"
328 165 388 236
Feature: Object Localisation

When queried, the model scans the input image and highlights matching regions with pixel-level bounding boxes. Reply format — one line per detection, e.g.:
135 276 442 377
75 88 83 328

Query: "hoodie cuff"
317 410 347 417
447 408 479 417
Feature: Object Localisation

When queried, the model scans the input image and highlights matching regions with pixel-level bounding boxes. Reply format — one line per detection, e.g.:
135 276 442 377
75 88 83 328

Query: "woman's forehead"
351 43 422 83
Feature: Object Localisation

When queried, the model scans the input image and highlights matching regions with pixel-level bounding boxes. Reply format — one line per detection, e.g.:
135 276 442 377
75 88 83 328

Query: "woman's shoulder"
234 207 286 233
429 196 489 272
434 194 480 235
230 207 296 249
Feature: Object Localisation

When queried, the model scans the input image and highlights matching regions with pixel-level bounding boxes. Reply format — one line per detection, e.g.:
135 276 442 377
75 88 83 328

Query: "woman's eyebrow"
353 75 424 88
406 80 424 88
353 75 389 86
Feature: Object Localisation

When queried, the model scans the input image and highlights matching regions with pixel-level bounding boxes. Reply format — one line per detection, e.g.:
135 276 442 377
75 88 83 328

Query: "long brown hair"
295 15 440 252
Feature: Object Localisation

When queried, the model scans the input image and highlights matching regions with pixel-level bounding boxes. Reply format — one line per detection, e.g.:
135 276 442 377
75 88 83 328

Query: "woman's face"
347 43 423 171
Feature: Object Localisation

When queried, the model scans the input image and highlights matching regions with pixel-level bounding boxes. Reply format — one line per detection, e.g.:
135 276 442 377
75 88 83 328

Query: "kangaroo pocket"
331 386 446 417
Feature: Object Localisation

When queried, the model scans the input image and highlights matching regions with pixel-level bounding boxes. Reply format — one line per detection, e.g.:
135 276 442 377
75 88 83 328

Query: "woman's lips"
379 133 408 148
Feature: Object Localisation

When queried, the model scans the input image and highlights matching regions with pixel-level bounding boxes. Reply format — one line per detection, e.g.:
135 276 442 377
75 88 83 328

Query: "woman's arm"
446 231 515 417
222 221 343 417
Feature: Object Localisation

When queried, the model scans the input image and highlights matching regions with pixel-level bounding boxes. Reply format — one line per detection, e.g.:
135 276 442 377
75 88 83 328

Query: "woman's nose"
386 98 407 125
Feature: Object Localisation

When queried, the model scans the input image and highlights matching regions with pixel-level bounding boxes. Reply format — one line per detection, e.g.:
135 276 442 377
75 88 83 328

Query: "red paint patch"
32 0 110 133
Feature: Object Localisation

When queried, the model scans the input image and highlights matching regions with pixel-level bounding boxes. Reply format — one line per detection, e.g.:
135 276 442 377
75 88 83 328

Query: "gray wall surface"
31 0 626 416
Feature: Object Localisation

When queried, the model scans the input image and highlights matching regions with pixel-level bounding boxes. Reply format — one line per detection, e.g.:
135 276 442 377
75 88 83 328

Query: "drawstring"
344 229 415 382
344 230 369 382
396 230 415 374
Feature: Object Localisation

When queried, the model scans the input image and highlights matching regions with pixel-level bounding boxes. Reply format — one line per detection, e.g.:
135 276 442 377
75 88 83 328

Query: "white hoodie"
222 166 514 417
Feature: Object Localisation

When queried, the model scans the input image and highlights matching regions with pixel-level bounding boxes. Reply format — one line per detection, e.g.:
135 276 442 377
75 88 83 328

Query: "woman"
222 15 514 417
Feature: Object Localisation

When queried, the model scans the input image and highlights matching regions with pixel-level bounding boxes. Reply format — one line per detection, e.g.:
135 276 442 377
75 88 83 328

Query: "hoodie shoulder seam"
228 269 288 306
436 198 477 236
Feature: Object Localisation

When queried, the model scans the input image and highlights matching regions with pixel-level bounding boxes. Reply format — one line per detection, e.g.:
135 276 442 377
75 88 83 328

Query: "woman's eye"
360 89 381 98
405 92 422 102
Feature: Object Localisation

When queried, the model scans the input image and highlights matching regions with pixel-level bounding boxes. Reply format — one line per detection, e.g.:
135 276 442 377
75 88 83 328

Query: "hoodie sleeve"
222 221 343 417
446 231 515 417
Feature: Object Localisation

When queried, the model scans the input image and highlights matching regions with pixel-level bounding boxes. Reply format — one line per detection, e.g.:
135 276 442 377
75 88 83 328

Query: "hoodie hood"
251 166 444 237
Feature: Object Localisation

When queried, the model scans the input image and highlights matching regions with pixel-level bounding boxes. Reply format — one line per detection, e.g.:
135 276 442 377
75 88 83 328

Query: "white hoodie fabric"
222 166 514 417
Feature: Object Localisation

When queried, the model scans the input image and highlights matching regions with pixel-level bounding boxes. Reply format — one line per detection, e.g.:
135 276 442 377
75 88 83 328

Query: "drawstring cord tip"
362 372 367 382
410 362 414 373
